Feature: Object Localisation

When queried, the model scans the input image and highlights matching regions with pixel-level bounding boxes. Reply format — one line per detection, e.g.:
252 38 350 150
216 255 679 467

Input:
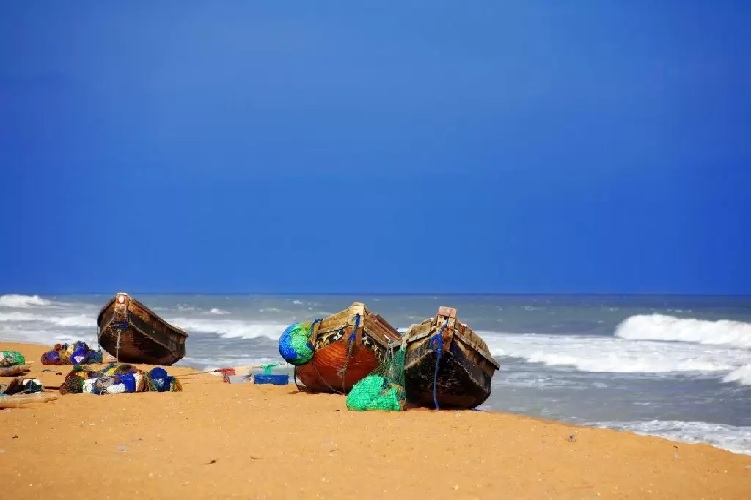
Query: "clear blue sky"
1 1 749 294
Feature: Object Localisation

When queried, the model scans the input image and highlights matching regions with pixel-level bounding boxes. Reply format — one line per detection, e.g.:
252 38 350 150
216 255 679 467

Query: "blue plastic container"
253 374 289 385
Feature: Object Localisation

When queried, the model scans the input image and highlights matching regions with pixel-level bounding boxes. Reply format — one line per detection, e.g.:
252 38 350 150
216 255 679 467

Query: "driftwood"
97 292 188 365
403 306 500 409
295 302 401 394
0 365 31 377
0 392 58 409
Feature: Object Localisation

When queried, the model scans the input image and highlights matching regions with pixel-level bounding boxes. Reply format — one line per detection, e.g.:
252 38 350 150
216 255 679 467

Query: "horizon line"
2 291 751 298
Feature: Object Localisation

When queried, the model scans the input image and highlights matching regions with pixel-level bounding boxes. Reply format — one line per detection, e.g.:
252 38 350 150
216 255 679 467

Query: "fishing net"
278 321 317 365
59 364 183 395
41 342 105 365
346 346 406 412
0 351 26 367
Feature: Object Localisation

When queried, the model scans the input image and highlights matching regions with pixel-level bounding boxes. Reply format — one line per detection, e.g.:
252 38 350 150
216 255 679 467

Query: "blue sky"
1 1 749 294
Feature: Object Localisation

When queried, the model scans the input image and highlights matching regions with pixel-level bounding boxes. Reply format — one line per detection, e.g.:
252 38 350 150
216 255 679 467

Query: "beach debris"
211 362 289 384
0 351 26 367
0 392 58 409
253 364 289 385
1 377 44 396
215 367 237 383
568 434 577 442
59 363 183 395
41 341 112 366
207 459 217 465
0 365 31 377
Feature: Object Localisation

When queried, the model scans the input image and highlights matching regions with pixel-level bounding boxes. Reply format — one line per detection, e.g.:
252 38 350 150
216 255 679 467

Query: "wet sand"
1 341 749 499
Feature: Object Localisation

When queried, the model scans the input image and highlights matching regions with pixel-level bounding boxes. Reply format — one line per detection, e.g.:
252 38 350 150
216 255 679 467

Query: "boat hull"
97 293 187 365
295 339 380 393
404 306 500 409
293 302 401 395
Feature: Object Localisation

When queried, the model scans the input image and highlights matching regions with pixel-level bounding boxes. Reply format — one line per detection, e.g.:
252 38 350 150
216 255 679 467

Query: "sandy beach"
0 341 749 499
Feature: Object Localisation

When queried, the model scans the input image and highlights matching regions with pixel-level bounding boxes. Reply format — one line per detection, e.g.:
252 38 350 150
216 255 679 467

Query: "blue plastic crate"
253 374 289 385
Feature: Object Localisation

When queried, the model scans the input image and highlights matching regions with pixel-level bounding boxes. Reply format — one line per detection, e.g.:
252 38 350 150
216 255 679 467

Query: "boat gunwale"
310 301 400 350
96 293 189 338
404 309 500 370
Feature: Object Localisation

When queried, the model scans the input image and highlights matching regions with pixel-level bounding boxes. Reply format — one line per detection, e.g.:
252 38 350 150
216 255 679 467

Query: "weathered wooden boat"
403 306 500 409
96 292 188 365
294 302 402 394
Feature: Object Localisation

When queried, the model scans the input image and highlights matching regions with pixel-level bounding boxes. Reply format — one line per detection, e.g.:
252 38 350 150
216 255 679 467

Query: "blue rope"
308 318 322 353
113 313 129 330
311 318 322 333
429 318 449 410
348 313 361 345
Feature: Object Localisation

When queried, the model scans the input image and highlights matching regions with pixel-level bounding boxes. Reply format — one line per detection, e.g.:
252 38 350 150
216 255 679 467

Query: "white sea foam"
615 314 751 348
209 308 229 315
485 313 751 384
485 331 748 377
723 365 751 386
596 420 751 456
167 317 284 340
0 294 52 308
0 311 95 328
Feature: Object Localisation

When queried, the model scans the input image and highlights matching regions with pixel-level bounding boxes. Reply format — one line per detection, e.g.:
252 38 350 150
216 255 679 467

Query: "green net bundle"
0 351 26 367
278 321 316 365
346 346 406 412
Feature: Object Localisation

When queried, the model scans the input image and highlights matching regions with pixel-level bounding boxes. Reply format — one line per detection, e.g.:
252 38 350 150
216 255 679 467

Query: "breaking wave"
486 332 745 375
723 365 751 386
0 294 52 308
167 317 285 340
485 313 751 385
0 311 95 328
615 314 751 348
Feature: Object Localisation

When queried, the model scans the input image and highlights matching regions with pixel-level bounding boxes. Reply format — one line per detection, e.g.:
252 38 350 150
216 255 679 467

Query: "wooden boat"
96 292 188 365
403 306 500 409
294 302 402 394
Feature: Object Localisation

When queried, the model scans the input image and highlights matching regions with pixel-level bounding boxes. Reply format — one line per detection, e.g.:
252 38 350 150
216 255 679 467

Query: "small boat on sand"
97 292 188 365
403 306 499 409
293 302 401 394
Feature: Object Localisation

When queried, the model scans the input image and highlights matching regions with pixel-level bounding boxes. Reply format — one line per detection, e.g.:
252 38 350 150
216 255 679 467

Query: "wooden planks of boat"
97 292 188 365
294 302 402 394
403 306 500 409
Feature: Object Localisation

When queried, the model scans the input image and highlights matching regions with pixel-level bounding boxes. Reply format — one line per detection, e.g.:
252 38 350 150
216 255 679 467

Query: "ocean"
1 293 749 455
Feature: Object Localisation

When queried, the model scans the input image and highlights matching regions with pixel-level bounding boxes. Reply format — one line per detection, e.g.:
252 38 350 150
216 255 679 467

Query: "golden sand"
1 341 749 499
